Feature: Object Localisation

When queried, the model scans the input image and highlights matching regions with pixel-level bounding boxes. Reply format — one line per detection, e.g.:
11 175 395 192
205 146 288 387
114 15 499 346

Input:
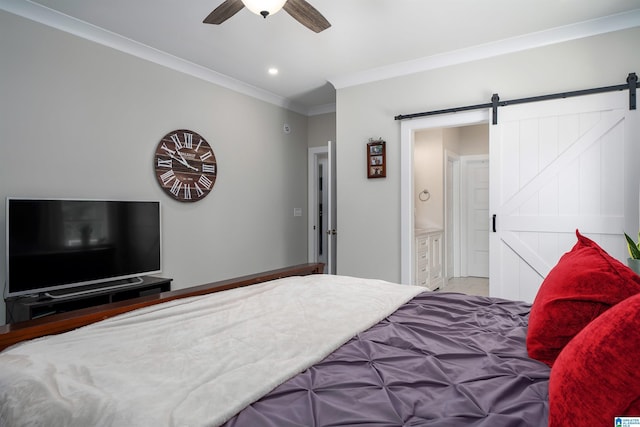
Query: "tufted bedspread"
225 292 550 427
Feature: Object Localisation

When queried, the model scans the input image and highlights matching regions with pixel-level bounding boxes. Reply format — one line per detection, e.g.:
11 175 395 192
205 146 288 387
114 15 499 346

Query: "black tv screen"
6 199 162 297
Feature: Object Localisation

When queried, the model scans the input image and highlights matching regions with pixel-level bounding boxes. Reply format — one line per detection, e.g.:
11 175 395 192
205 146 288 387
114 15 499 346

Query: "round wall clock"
154 129 218 202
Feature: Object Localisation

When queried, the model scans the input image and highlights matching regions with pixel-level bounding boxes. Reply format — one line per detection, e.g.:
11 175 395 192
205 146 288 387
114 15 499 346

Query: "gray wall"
308 112 337 148
0 11 311 324
335 27 640 282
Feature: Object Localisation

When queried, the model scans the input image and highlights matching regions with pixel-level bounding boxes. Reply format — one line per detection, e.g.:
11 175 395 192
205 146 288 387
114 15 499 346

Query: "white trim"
0 0 309 115
400 110 489 285
444 150 460 280
331 9 640 90
308 103 336 116
400 121 414 285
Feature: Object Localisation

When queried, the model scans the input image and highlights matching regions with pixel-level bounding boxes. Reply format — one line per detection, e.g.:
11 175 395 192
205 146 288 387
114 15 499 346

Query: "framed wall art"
367 139 386 179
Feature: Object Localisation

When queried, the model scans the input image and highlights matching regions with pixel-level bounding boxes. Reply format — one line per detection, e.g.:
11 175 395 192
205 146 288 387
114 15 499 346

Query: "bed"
1 235 637 427
0 262 551 426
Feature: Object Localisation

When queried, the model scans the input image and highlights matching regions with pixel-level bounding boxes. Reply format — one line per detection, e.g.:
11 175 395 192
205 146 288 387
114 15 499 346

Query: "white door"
463 156 489 277
490 91 639 302
327 140 337 274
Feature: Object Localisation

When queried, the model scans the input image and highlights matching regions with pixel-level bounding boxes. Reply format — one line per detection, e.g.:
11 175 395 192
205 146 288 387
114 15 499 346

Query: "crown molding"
329 9 640 90
3 1 638 114
0 0 310 115
307 103 336 116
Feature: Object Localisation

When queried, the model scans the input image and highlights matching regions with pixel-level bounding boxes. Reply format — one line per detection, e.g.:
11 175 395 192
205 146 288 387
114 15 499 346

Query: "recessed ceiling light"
268 67 279 76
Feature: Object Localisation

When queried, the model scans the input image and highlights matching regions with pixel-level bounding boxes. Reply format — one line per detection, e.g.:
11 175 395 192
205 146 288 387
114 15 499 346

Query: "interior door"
489 91 639 302
327 140 337 274
464 156 489 277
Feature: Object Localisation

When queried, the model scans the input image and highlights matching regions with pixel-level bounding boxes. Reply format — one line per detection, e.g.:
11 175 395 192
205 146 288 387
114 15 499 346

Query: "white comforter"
0 274 422 427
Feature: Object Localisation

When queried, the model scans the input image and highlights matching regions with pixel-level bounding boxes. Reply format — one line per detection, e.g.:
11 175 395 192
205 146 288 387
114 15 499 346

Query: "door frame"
444 150 460 279
400 110 490 285
308 143 337 274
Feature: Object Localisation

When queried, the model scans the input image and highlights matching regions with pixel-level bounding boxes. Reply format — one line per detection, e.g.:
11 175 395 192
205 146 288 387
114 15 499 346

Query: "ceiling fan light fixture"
241 0 287 18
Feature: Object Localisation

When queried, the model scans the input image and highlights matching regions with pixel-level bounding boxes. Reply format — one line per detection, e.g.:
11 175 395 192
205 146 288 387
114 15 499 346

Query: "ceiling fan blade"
283 0 331 33
203 0 245 25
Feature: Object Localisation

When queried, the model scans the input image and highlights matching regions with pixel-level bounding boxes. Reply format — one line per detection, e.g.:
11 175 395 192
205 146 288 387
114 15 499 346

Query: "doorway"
400 110 490 286
413 126 489 285
308 143 337 274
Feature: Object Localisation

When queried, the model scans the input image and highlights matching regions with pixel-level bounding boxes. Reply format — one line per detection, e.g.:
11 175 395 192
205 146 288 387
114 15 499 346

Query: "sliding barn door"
490 91 639 302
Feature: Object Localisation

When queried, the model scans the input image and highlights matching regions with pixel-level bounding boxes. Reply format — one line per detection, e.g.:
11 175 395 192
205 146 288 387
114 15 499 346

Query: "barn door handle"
492 214 497 233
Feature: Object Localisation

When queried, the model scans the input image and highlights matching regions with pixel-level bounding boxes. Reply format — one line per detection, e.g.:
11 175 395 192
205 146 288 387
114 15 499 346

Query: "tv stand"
5 276 172 323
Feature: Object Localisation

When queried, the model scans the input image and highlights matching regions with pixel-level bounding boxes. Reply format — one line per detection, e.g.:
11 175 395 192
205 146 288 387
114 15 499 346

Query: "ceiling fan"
203 0 331 33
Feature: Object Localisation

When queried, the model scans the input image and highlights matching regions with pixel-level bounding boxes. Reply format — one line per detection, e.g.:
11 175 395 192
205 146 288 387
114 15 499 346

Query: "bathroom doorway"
409 119 489 286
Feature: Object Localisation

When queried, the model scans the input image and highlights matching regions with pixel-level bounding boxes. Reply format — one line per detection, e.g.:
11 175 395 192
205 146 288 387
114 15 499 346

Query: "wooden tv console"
5 276 173 324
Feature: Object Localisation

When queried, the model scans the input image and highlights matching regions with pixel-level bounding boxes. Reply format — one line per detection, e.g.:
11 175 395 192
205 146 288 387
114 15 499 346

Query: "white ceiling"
4 0 640 115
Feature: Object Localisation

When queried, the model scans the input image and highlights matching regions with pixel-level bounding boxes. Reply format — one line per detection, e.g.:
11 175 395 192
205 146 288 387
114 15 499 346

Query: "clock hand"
176 151 199 172
168 153 187 167
168 152 198 171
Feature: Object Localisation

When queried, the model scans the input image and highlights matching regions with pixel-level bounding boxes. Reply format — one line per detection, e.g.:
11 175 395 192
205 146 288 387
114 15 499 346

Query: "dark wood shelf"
5 276 172 323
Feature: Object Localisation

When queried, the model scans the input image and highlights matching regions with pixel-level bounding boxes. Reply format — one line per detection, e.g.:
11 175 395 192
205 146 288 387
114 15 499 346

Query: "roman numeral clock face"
154 129 218 202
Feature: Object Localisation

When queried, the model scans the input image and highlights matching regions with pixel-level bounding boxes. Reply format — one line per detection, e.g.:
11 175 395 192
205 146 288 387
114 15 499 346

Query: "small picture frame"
367 140 386 178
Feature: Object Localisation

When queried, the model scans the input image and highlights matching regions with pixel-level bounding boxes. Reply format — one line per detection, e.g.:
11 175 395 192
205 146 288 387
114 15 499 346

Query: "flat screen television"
6 198 162 298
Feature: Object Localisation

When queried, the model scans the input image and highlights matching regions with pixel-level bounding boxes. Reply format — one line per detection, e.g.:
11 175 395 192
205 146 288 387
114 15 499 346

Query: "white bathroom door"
489 91 639 302
464 156 489 278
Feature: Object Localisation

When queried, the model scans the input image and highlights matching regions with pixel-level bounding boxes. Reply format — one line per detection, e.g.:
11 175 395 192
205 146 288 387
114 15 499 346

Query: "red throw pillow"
548 293 640 426
527 230 640 367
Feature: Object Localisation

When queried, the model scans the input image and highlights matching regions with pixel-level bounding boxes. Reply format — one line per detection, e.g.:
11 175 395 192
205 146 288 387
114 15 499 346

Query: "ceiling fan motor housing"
242 0 287 17
204 0 332 33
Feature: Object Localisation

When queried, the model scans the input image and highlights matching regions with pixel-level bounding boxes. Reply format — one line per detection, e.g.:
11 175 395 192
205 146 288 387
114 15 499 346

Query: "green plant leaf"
625 233 640 259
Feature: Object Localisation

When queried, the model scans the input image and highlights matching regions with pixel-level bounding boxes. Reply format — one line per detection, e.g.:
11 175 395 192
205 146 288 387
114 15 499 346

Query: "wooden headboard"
0 263 324 352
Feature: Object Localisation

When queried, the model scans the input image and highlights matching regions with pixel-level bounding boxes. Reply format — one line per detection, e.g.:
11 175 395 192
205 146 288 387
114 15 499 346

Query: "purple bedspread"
224 292 550 426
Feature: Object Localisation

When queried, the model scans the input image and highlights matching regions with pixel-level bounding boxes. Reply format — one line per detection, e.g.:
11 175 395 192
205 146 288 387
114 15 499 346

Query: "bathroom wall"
414 124 488 229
